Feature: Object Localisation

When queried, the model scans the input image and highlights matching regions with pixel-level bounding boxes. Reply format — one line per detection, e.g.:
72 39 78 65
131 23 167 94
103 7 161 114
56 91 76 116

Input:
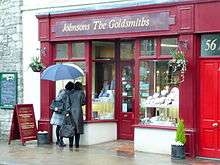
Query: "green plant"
168 50 187 85
168 50 187 73
175 119 186 145
29 56 44 72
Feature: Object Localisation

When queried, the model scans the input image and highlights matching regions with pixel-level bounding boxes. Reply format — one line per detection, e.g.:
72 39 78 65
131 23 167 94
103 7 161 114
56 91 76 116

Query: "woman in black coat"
66 82 85 148
50 81 74 147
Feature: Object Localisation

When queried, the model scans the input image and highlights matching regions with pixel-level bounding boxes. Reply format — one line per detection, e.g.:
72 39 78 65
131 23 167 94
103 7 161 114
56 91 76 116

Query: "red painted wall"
37 0 220 157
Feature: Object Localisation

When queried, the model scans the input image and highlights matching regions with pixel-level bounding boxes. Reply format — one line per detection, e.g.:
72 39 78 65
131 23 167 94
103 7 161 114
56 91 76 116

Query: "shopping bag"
59 113 75 138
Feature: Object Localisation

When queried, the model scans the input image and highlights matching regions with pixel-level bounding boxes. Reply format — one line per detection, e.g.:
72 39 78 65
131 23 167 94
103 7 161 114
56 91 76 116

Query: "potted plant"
171 119 186 159
168 50 187 85
29 56 44 72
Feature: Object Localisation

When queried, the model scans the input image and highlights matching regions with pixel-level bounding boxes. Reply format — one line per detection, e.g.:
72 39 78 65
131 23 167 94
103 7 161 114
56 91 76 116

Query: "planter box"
171 144 185 159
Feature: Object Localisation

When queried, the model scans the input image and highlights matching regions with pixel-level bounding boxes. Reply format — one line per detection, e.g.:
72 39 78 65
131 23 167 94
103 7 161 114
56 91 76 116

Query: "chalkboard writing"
201 34 220 56
0 73 17 109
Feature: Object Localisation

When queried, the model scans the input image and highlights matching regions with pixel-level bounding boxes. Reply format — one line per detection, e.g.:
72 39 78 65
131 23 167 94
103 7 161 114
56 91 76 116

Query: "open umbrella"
41 64 84 81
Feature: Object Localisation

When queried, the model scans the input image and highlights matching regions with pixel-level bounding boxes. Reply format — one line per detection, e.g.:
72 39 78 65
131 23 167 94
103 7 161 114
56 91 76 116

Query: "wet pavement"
1 140 220 165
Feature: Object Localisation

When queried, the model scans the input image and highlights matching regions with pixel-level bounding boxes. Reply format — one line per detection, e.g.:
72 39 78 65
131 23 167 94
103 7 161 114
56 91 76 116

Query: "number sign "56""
201 34 220 56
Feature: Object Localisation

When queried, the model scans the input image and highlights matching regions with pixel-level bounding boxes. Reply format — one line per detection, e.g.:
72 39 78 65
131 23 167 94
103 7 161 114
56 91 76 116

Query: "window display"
92 41 115 120
139 61 179 127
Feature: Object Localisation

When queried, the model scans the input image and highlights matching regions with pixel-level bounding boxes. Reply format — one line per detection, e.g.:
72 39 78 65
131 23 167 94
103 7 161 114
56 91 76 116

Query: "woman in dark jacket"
66 82 85 148
50 81 74 147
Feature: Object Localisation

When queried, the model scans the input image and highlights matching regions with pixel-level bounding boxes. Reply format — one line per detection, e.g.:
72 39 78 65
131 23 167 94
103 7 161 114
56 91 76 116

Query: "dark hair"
74 82 83 90
65 81 75 91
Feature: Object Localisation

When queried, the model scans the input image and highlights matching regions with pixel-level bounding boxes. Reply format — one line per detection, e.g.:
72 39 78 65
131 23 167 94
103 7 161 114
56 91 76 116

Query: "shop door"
199 60 220 158
118 62 135 140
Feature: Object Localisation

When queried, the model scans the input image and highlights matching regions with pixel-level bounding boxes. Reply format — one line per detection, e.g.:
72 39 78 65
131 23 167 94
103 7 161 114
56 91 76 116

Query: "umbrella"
41 64 84 81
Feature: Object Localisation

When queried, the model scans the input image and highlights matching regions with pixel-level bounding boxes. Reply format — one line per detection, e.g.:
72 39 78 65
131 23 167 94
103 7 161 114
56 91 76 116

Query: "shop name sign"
54 11 174 37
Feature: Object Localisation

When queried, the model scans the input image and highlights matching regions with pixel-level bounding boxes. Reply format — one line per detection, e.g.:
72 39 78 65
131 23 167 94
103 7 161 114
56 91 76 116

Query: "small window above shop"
120 41 134 60
201 33 220 57
140 37 178 58
141 38 156 56
160 38 178 56
72 42 85 59
55 43 68 59
92 41 115 60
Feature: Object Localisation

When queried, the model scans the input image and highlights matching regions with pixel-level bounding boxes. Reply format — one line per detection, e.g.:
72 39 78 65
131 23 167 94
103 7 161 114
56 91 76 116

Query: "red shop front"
37 0 220 158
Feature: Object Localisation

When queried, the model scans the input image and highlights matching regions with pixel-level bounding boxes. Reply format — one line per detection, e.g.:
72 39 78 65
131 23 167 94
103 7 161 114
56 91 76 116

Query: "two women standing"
50 81 85 148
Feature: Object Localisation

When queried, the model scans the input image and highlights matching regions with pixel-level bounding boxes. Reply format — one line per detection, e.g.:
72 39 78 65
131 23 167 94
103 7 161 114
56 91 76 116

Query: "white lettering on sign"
62 23 90 32
55 11 172 37
108 18 150 29
62 17 150 32
205 39 217 51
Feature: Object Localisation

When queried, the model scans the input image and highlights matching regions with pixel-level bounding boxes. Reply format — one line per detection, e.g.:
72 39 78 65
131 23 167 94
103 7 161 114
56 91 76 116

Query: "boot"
59 138 66 147
69 137 74 148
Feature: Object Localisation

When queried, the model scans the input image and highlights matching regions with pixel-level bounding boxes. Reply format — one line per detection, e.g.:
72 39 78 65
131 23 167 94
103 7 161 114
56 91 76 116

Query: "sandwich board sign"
8 104 37 145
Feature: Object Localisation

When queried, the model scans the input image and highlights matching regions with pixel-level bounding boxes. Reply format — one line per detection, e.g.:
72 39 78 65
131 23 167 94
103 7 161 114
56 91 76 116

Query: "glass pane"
122 98 132 112
56 62 86 120
120 41 134 60
92 62 115 120
72 42 85 58
161 38 178 55
201 33 220 56
139 61 179 126
122 65 132 81
92 41 115 60
121 65 133 97
56 44 68 58
141 38 156 56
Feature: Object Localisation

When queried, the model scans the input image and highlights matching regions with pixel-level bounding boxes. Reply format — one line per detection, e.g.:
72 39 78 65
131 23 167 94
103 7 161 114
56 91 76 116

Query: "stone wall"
0 0 23 140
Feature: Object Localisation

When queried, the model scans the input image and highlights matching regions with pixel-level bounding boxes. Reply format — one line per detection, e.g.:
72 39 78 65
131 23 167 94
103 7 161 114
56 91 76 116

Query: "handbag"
50 99 64 113
59 112 75 138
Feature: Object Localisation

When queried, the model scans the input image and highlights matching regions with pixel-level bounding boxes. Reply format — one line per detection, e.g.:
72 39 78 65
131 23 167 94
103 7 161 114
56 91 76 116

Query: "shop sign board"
8 104 37 145
0 73 17 109
54 11 174 37
201 33 220 56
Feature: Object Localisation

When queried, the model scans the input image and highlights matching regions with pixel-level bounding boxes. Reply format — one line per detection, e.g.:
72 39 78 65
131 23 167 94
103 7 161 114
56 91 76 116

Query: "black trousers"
69 129 80 147
56 125 61 142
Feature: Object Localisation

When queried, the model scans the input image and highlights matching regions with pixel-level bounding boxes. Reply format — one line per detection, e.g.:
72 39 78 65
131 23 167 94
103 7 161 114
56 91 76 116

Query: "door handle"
212 123 218 127
124 114 128 117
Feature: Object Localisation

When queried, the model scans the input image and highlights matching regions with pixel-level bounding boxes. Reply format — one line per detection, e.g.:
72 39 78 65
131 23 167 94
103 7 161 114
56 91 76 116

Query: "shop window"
139 61 179 127
141 38 156 56
92 62 115 120
72 42 85 58
56 44 68 59
120 41 134 60
92 41 115 60
56 62 86 120
161 38 178 56
201 33 220 56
